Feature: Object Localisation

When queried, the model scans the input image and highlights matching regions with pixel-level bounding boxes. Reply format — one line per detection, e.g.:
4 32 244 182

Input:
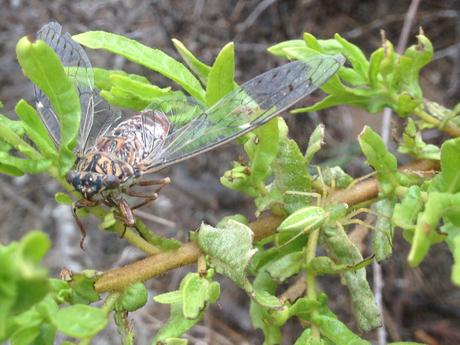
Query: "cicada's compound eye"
103 175 120 189
66 170 77 185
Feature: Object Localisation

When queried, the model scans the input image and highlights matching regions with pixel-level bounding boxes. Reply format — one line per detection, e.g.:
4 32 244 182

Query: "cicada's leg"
126 177 170 210
137 177 171 191
110 197 136 238
126 190 160 210
72 199 98 250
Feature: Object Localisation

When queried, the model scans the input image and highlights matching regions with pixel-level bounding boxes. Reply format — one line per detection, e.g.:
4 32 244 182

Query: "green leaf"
440 138 460 193
312 314 371 345
197 220 256 289
153 302 201 343
368 47 384 87
266 251 303 282
289 297 320 320
110 74 171 100
117 283 148 312
249 271 282 344
442 223 460 286
321 225 381 331
278 206 326 232
68 273 100 305
373 199 394 261
154 291 182 305
16 36 80 175
51 305 107 338
392 186 423 230
100 89 148 111
0 163 23 177
334 33 369 81
15 99 57 159
162 338 188 345
408 192 448 266
399 33 433 99
172 38 211 84
399 118 440 160
221 119 279 198
134 220 181 250
358 126 398 194
0 116 41 159
181 273 220 319
0 152 52 174
73 31 205 102
206 42 235 106
54 192 73 205
270 120 311 213
305 124 324 163
267 39 306 58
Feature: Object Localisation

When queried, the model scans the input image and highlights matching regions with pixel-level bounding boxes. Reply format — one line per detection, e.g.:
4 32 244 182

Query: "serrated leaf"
197 220 256 288
73 31 205 102
16 36 80 175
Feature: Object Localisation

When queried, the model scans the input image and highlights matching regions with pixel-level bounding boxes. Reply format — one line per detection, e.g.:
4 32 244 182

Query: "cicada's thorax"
67 110 171 200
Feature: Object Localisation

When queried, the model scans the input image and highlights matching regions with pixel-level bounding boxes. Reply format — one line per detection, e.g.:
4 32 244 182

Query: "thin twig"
235 0 279 33
377 2 422 344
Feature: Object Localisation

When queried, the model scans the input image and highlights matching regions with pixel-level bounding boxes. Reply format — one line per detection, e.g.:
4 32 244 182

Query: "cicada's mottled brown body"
34 22 344 248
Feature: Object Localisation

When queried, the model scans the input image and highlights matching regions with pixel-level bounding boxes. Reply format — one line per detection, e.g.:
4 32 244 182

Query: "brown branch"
94 159 439 293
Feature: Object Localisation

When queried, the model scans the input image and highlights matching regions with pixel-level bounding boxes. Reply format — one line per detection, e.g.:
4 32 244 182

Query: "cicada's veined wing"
143 55 345 173
34 22 111 153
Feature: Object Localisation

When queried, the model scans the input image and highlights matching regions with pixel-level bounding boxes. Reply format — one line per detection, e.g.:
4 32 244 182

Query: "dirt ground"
1 0 460 344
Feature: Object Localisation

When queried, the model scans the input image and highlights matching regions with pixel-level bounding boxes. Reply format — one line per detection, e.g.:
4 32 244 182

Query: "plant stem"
305 228 320 340
414 108 460 137
94 159 439 293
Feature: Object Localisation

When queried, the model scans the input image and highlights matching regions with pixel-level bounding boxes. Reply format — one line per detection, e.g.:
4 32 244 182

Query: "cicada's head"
66 171 120 200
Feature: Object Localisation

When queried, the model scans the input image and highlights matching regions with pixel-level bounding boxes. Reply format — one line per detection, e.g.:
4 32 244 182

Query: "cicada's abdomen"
94 110 171 167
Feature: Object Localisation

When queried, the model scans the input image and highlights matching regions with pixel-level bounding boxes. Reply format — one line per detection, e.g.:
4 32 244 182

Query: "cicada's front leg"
72 199 99 249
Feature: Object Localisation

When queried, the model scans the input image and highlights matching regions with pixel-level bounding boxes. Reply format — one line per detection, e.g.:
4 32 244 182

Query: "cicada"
34 22 344 247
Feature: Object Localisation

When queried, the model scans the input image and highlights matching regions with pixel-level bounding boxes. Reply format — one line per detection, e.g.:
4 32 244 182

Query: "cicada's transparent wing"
34 22 105 153
144 55 345 173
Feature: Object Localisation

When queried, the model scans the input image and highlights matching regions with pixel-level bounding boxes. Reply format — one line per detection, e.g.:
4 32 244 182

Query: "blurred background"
1 0 459 344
